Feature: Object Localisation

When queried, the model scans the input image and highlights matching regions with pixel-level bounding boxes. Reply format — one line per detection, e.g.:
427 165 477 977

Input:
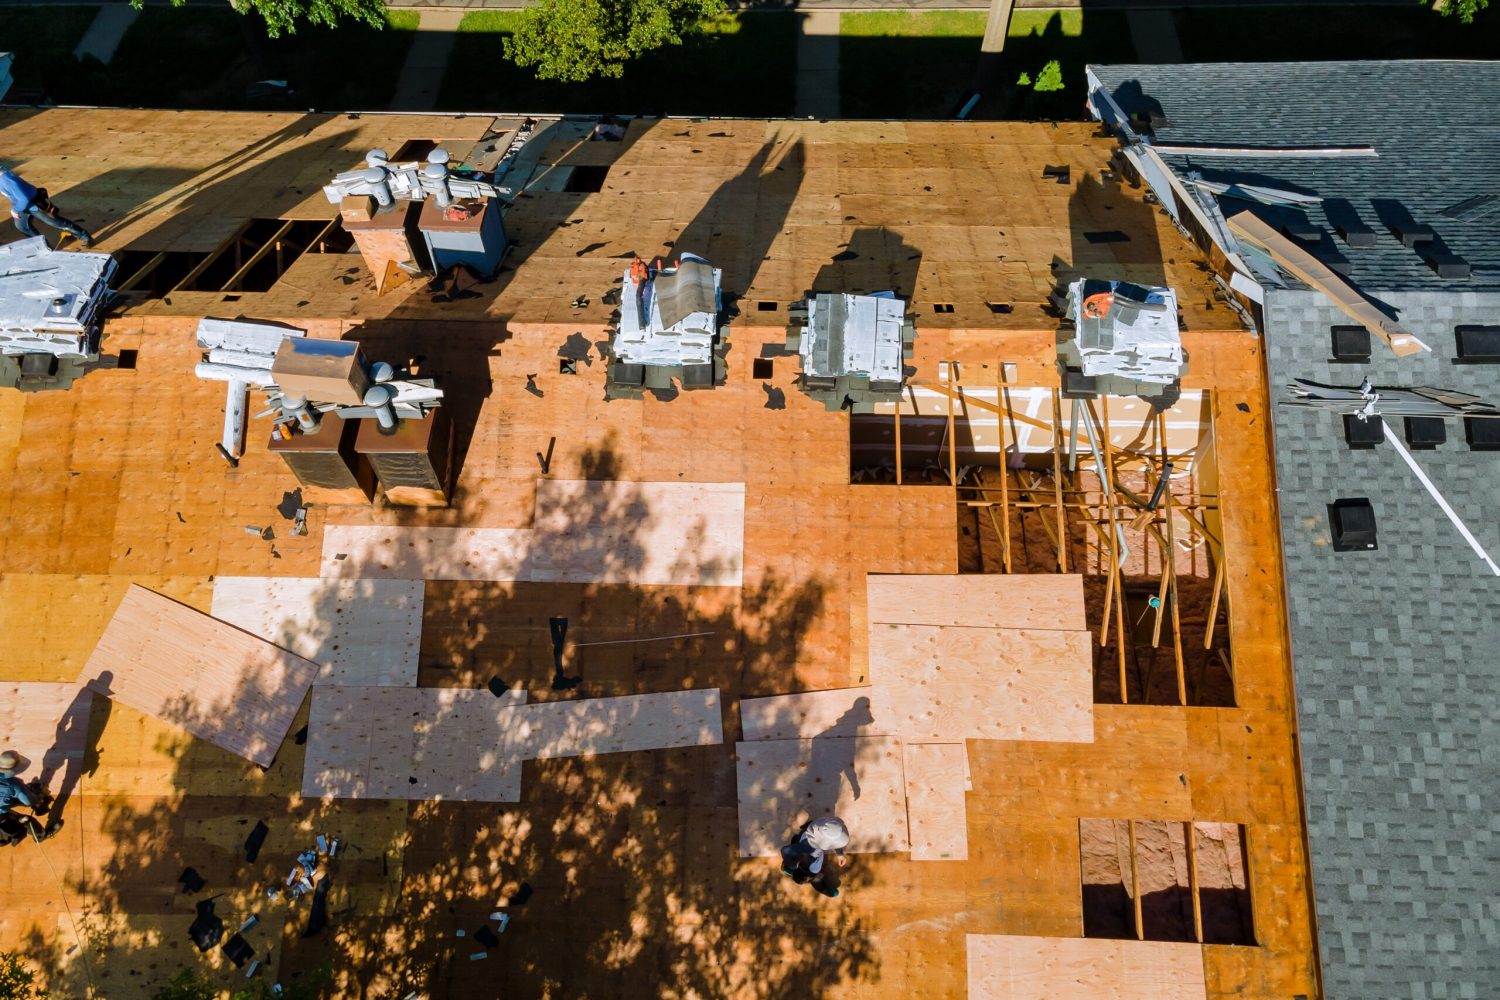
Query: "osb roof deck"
0 111 1230 333
0 111 1313 1000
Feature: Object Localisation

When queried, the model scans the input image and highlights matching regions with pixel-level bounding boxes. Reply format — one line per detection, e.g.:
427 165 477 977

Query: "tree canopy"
1437 0 1490 22
137 0 388 38
504 0 728 82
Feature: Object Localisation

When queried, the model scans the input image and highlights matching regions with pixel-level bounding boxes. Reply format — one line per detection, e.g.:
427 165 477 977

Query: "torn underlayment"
0 236 116 357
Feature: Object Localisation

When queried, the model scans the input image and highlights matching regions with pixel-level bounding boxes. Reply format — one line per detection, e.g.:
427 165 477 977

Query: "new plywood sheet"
408 688 526 803
739 688 885 741
303 685 528 802
83 585 318 767
319 526 533 581
868 624 1093 743
303 686 721 801
0 683 94 796
529 480 745 587
903 742 969 861
867 574 1086 631
210 576 423 687
966 935 1207 1000
301 685 371 798
735 736 909 857
514 689 725 760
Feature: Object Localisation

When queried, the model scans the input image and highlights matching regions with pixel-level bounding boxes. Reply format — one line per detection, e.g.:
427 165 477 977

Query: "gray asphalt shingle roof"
1089 60 1500 1000
1089 61 1500 291
1265 289 1500 1000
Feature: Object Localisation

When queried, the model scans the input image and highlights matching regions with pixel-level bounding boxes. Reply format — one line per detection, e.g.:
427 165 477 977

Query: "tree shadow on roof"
33 441 877 999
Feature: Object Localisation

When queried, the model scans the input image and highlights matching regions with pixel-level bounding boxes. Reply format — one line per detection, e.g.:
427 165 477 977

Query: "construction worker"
0 751 59 845
781 815 850 898
0 168 92 246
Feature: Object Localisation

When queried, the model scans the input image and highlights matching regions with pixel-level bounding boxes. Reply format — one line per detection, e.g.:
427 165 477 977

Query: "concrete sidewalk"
73 4 138 64
391 7 466 111
796 11 840 118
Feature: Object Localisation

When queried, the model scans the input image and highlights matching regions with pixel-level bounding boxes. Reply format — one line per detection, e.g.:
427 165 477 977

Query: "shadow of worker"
39 681 103 819
783 696 875 845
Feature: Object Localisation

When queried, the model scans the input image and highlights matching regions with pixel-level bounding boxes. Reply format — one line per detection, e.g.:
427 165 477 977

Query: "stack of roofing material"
735 574 1094 861
0 237 117 357
790 292 916 412
613 255 721 366
608 254 726 396
1060 278 1185 405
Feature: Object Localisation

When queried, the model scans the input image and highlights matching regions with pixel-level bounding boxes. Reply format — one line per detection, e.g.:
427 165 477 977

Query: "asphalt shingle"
1089 61 1500 292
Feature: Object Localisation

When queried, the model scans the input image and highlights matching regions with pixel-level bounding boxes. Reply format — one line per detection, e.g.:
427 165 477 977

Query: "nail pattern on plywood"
734 736 910 857
210 576 423 687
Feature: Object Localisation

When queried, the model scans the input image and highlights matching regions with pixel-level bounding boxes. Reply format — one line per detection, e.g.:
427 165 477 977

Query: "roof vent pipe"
364 383 398 431
361 167 394 208
280 394 320 432
425 149 453 207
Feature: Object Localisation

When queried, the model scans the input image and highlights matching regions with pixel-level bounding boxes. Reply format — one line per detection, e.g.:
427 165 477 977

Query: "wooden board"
304 686 722 801
210 576 423 687
409 688 527 803
867 624 1094 743
734 736 910 857
302 685 528 802
319 481 742 587
738 687 882 741
319 526 533 581
82 585 318 767
867 574 1087 631
514 689 725 759
529 480 745 587
903 742 969 861
0 683 94 796
966 935 1207 1000
302 684 372 798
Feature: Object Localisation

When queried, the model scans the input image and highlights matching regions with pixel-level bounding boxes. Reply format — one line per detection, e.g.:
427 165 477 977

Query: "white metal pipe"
1382 419 1500 576
222 381 248 459
195 361 275 385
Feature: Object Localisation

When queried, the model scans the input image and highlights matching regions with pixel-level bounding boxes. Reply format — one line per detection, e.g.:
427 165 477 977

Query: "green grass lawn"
0 7 101 99
1175 3 1500 60
437 12 797 116
839 9 1130 120
23 9 417 110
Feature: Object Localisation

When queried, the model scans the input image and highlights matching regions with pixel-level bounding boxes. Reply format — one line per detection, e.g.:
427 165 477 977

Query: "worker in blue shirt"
0 751 59 844
0 168 92 246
